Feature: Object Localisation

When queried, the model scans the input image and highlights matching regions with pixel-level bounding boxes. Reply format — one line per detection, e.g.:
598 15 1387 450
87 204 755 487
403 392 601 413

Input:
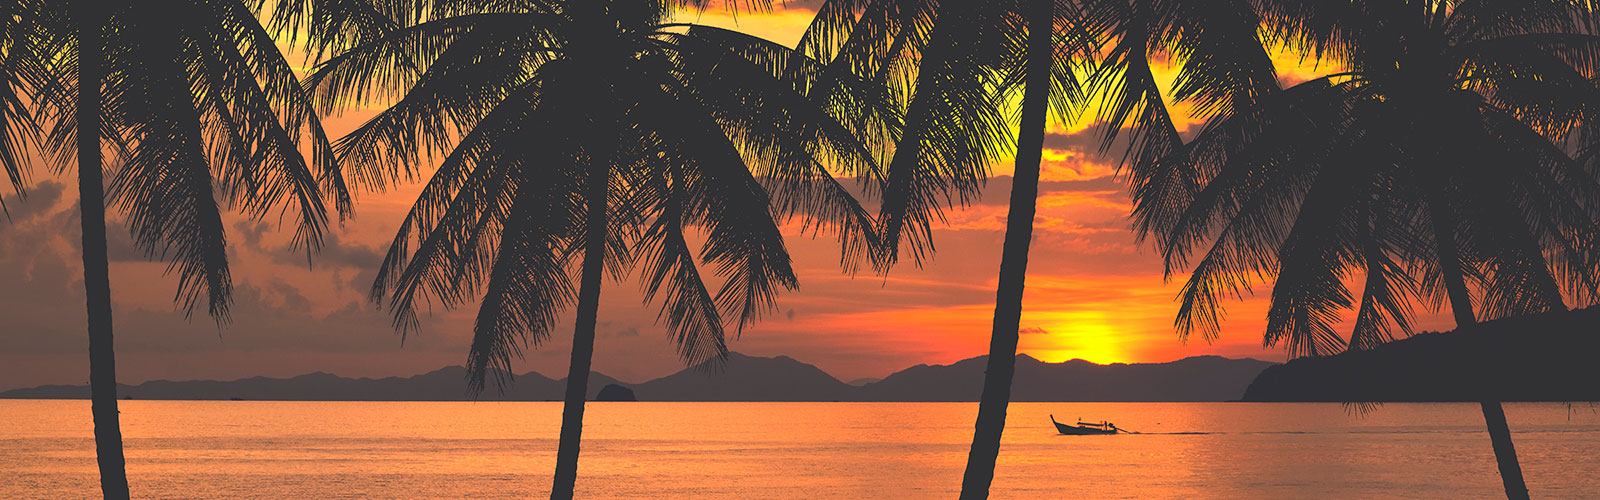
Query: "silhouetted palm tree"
0 0 49 217
804 4 1054 497
1146 2 1600 499
33 1 346 498
295 1 885 498
804 1 1275 497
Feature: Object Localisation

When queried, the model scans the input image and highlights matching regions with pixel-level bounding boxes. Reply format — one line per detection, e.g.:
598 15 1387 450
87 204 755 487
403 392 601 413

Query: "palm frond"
633 75 798 341
874 1 1011 269
1348 208 1418 352
109 57 234 321
669 26 886 272
372 78 552 335
466 157 581 395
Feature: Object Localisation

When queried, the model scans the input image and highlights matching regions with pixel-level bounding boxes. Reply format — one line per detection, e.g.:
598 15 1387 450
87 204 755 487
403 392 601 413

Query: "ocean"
2 400 1597 499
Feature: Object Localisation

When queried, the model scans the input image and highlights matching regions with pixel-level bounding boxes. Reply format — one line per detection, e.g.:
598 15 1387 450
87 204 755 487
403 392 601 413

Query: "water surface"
2 401 1597 499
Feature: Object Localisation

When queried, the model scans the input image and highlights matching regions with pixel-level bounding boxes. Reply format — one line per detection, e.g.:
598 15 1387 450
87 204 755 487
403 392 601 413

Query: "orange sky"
0 4 1457 391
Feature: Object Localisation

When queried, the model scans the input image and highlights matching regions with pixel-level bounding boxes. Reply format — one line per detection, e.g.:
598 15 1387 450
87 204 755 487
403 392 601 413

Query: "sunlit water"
2 401 1597 499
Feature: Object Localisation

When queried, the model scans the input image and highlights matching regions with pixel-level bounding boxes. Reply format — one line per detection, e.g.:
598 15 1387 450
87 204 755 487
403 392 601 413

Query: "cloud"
4 180 65 223
104 219 148 263
1019 326 1049 335
237 219 385 271
974 175 1128 206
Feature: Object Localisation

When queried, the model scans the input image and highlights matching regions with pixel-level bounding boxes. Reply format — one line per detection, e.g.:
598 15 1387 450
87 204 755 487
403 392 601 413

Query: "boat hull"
1049 415 1119 435
1052 421 1118 435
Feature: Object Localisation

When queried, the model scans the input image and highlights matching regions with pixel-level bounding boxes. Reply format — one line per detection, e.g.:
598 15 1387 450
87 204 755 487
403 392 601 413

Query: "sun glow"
1020 310 1130 365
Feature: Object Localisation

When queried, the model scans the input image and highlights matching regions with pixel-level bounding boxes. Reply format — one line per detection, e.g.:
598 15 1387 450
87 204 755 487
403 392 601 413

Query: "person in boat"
1078 419 1119 432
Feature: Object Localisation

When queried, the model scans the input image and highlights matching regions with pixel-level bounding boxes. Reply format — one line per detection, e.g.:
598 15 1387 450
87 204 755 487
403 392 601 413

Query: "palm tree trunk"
957 1 1052 498
1431 205 1529 500
550 156 609 500
75 2 130 499
1478 402 1528 499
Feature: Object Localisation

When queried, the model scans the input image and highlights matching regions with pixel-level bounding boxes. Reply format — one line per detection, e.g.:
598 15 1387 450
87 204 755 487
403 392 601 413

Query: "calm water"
2 401 1597 499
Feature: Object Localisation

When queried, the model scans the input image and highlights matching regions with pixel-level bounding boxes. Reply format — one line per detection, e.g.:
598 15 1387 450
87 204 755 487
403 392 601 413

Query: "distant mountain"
1242 306 1600 402
634 352 856 401
857 354 1277 402
2 353 1278 402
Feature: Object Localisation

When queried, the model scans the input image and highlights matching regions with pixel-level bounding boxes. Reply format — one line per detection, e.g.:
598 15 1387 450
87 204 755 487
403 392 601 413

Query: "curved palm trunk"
550 150 610 500
75 1 130 498
957 1 1052 498
1431 206 1529 500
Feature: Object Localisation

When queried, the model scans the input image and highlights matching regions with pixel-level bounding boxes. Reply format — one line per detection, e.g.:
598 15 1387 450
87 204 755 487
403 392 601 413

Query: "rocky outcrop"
594 384 637 401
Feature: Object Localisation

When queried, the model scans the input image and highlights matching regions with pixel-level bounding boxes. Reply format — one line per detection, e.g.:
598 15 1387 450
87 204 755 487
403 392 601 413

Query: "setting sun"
1022 311 1129 365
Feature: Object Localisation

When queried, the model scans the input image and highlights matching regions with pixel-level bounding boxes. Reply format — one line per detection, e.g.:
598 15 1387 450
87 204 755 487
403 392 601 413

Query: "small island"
594 384 637 402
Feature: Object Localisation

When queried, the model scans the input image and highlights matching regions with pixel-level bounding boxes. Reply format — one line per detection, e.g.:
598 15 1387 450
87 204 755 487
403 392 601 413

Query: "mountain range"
1 352 1277 402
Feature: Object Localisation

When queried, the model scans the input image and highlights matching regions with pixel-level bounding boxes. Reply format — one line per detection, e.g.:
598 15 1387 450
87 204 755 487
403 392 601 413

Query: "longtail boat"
1050 415 1119 435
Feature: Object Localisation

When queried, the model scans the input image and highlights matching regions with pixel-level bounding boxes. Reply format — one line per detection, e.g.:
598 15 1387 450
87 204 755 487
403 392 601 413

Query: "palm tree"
35 1 347 497
70 2 128 498
294 1 887 498
0 0 49 218
1145 2 1600 499
803 1 1276 497
803 4 1057 497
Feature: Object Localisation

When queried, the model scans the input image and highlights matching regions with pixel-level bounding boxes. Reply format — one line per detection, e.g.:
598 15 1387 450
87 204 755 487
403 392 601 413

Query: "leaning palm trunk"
552 220 603 500
958 1 1053 498
550 200 604 500
1431 206 1529 500
1478 402 1527 500
551 125 615 499
74 0 130 497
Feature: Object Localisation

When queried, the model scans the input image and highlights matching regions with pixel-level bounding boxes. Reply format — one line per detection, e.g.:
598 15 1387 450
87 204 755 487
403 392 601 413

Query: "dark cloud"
1040 119 1204 162
0 181 469 391
109 278 460 355
318 232 387 270
0 225 85 355
235 219 385 271
233 220 272 248
1042 122 1133 155
104 217 148 263
975 176 1128 207
1019 326 1049 335
773 0 824 11
962 124 1135 208
4 180 66 223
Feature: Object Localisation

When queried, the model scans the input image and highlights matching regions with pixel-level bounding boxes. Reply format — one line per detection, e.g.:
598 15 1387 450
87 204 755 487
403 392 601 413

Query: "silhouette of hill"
857 354 1277 401
595 384 637 401
633 352 857 401
2 352 1277 402
1242 306 1600 402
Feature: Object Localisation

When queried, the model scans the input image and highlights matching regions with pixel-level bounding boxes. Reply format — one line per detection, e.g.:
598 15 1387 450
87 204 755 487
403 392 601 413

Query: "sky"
0 3 1459 391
